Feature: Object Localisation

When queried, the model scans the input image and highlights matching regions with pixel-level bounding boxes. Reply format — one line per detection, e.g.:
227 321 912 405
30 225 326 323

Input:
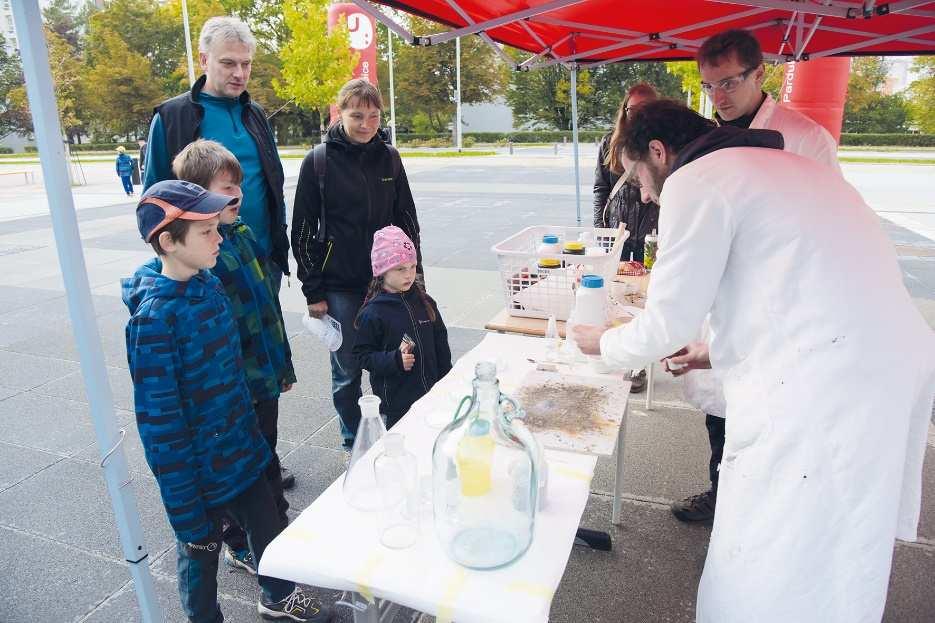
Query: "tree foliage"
83 29 164 138
844 57 910 133
275 0 357 121
907 56 935 133
390 18 508 132
0 34 30 138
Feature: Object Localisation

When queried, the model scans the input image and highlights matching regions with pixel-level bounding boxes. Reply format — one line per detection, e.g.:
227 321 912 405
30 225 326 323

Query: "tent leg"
388 29 397 144
456 37 463 151
570 64 581 226
11 3 163 621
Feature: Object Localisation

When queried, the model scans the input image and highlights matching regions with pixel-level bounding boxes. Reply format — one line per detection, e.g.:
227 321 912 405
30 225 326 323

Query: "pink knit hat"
371 225 417 277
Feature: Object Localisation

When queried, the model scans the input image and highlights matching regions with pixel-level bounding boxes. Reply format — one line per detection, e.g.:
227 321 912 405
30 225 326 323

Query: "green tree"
8 28 85 142
507 64 594 130
83 30 164 139
844 57 910 133
666 62 702 111
0 34 30 138
587 62 683 126
275 0 357 129
388 18 507 133
907 56 935 133
43 0 83 50
221 0 286 51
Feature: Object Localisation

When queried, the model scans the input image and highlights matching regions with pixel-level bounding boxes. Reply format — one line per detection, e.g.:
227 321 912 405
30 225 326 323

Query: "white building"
1 0 19 53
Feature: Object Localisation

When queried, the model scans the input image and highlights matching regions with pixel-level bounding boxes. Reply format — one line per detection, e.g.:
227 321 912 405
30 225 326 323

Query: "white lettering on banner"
347 12 373 50
362 60 370 82
782 61 796 104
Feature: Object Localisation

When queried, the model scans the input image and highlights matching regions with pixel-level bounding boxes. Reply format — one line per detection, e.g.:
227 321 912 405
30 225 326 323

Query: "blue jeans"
120 176 133 194
325 291 366 443
177 475 293 623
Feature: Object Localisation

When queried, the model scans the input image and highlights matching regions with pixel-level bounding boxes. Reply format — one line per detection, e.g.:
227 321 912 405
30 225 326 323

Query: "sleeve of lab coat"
807 125 842 176
599 169 734 370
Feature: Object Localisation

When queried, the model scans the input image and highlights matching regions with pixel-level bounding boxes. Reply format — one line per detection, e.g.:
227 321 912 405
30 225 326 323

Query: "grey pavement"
0 152 933 622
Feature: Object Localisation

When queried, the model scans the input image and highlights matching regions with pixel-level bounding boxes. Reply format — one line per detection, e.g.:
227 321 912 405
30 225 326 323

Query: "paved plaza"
0 148 933 622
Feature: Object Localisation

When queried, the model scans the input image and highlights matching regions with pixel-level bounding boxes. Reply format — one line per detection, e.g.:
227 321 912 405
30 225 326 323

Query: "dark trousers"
706 413 726 495
177 476 293 623
223 399 288 553
326 291 366 442
120 176 133 194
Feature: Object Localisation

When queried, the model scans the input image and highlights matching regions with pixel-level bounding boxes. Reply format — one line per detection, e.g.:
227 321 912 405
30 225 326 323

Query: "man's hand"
572 324 608 355
308 301 328 319
280 382 293 393
664 341 711 376
399 340 415 371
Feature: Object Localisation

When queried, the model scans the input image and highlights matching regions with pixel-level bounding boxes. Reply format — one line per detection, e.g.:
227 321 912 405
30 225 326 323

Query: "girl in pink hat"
353 226 452 429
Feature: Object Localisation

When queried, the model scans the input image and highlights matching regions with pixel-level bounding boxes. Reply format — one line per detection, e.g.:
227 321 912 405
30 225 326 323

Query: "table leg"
612 396 629 525
645 362 655 411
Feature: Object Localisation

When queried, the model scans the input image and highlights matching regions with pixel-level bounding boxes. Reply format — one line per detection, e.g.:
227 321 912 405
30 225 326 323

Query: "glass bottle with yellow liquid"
432 361 540 569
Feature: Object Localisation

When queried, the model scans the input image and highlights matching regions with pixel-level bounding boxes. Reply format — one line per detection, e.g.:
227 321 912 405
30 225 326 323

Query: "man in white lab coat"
575 100 935 623
670 28 843 523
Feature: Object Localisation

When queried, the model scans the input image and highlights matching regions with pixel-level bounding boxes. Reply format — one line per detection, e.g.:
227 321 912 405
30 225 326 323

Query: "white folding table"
259 333 631 622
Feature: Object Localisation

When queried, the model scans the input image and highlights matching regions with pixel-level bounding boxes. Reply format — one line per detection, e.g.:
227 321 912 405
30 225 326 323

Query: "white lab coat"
600 147 935 622
684 95 843 417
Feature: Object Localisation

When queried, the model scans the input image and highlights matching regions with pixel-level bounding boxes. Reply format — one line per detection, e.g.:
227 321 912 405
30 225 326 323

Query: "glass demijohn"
373 433 420 549
431 361 541 569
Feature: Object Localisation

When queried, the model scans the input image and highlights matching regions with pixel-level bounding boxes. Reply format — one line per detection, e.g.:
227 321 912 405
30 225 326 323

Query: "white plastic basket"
491 225 628 321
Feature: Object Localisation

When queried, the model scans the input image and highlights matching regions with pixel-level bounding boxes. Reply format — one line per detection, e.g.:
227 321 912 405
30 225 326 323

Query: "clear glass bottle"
432 361 540 569
373 433 420 548
343 395 387 511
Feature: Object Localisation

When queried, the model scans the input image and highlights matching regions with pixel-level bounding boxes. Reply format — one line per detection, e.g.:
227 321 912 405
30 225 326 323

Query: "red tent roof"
365 0 935 66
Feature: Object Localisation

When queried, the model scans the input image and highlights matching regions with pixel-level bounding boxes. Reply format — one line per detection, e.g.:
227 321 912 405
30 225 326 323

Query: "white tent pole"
456 36 463 152
11 2 162 621
388 28 397 144
181 0 196 86
570 63 581 225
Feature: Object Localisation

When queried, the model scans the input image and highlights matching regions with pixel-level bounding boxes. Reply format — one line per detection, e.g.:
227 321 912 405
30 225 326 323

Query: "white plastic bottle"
302 313 343 352
574 275 607 326
536 234 562 257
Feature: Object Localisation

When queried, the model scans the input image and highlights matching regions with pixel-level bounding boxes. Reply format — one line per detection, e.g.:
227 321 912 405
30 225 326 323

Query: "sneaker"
281 466 296 490
224 546 257 575
671 490 716 523
258 587 333 622
629 369 647 394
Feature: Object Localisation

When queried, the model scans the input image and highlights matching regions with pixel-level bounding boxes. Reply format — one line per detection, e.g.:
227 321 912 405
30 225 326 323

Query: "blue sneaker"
224 546 257 575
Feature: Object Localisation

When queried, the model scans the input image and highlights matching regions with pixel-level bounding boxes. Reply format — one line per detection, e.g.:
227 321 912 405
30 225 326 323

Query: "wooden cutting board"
513 369 629 456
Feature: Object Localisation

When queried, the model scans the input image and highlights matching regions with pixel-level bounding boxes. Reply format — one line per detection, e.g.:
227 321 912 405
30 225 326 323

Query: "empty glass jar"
343 395 388 511
432 361 540 569
374 433 420 548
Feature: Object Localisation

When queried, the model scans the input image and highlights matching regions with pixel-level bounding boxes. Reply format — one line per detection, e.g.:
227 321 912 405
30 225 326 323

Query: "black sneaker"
671 490 716 522
629 369 646 394
224 547 257 575
258 588 333 622
281 466 296 490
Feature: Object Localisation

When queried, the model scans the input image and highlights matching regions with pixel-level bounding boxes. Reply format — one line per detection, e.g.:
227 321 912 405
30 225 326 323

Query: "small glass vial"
643 229 658 270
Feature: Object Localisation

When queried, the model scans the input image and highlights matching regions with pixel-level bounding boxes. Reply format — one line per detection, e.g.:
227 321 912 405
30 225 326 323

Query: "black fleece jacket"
291 124 421 304
353 288 451 425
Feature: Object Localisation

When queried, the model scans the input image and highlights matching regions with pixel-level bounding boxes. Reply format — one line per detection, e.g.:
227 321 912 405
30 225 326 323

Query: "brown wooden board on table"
514 368 631 456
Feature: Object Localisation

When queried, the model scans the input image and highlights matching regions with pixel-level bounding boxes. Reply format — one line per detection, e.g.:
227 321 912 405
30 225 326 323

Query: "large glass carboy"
432 361 540 569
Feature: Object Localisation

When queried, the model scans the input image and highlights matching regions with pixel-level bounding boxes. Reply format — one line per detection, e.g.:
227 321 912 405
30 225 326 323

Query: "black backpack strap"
312 143 327 243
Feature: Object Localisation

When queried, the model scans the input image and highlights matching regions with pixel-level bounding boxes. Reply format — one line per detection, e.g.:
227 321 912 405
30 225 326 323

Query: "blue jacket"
353 288 452 423
116 153 134 177
122 263 271 542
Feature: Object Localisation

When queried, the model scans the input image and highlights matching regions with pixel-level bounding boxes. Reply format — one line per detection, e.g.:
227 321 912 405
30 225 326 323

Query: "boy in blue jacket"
116 146 135 196
122 180 331 623
171 139 297 575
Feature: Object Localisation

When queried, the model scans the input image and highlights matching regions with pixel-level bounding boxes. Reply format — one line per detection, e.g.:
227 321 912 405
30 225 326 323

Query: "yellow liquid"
456 434 495 496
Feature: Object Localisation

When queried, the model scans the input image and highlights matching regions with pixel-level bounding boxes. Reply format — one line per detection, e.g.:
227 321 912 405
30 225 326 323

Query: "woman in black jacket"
593 83 660 263
292 79 422 446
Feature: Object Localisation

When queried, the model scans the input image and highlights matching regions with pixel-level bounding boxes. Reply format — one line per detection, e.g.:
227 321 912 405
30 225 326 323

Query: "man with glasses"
669 28 841 525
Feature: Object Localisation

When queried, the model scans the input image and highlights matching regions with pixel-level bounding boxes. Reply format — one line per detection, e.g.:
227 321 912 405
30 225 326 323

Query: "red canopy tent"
354 0 935 66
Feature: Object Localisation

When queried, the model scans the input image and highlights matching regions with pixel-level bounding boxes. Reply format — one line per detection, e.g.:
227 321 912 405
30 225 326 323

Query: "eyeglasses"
700 67 756 95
